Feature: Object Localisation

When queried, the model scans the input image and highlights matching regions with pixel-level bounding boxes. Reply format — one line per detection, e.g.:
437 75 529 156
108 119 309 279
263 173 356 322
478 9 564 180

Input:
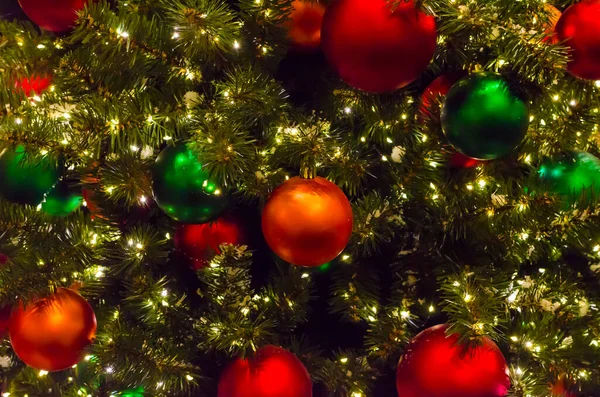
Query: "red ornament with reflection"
450 152 480 168
420 72 465 118
396 324 510 397
262 177 353 267
556 0 600 80
218 345 312 397
321 0 437 92
175 215 245 270
286 0 326 51
9 288 97 371
15 75 52 97
18 0 89 32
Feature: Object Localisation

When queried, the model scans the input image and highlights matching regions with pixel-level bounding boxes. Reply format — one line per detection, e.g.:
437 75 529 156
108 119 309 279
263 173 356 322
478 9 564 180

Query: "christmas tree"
1 0 600 396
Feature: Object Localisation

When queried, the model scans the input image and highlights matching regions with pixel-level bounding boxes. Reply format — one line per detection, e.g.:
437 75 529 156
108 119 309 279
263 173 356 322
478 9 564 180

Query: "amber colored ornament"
420 72 466 118
541 4 561 44
9 288 97 371
556 0 600 80
17 0 89 32
262 177 353 267
175 215 245 270
551 377 577 397
321 0 437 93
218 345 312 397
14 75 52 97
286 0 325 51
396 324 510 397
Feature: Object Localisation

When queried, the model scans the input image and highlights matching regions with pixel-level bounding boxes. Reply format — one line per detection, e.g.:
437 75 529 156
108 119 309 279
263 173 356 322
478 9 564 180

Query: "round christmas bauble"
539 151 600 206
175 215 245 270
321 0 437 93
396 324 510 397
420 72 466 118
286 0 325 51
262 176 353 267
17 0 88 32
218 345 312 397
541 4 561 44
152 143 228 224
0 145 62 205
441 73 529 160
15 74 52 97
9 288 97 371
556 0 600 80
42 180 83 217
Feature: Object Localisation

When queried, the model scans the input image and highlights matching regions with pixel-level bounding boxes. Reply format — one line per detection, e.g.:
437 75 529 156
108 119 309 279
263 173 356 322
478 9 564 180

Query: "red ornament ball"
15 75 52 97
262 177 353 267
450 152 480 169
18 0 89 32
9 288 97 371
321 0 437 93
0 306 10 338
218 345 312 397
420 72 466 118
175 215 245 270
286 0 326 51
556 0 600 80
396 324 510 397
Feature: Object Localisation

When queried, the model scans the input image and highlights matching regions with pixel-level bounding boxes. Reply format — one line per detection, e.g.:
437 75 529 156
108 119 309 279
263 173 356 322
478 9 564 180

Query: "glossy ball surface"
218 345 312 397
556 1 600 80
441 73 529 160
262 177 353 267
321 0 437 93
42 180 83 217
0 145 61 205
152 143 228 224
17 0 88 32
287 0 326 51
9 288 97 371
396 324 510 397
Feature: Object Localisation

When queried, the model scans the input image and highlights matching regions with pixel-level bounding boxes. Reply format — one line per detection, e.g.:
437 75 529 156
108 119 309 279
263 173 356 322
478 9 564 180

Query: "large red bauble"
9 288 97 371
15 75 52 97
396 324 510 397
321 0 437 93
175 215 245 270
556 0 600 80
420 72 465 117
286 0 326 51
17 0 89 32
218 345 312 397
262 177 353 267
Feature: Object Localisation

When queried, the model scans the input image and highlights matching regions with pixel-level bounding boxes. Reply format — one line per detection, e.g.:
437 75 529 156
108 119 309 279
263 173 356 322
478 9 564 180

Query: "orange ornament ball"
262 177 353 267
218 345 312 397
286 0 326 51
541 4 562 44
9 288 97 372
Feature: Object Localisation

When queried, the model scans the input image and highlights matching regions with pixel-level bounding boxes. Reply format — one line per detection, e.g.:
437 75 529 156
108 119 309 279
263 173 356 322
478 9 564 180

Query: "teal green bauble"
539 151 600 206
152 143 228 223
441 73 529 160
42 180 83 217
0 145 61 205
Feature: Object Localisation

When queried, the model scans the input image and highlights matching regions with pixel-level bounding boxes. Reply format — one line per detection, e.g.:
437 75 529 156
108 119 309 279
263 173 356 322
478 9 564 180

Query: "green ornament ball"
539 151 600 206
152 143 228 223
441 73 529 160
41 180 83 217
0 145 61 205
